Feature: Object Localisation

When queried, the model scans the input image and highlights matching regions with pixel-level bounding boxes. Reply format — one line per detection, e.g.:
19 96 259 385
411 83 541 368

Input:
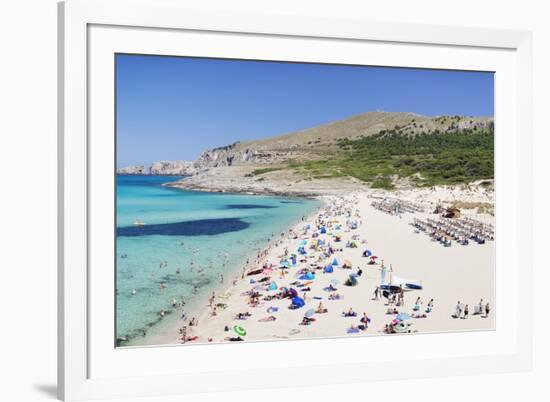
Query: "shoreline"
124 193 326 347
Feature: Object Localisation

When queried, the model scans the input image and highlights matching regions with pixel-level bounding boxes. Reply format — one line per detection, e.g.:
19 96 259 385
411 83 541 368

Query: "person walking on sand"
455 301 462 318
464 304 469 319
373 287 379 300
426 299 434 313
485 302 490 318
208 292 215 307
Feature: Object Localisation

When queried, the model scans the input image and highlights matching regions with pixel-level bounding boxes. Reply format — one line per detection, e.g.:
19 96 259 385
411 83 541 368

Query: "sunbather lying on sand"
301 316 316 325
342 308 357 317
225 336 244 342
259 315 277 322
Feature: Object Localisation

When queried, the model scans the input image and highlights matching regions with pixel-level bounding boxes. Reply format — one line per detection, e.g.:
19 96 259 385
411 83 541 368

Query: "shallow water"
115 175 321 344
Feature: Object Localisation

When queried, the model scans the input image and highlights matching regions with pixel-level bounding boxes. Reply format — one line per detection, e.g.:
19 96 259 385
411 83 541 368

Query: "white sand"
156 189 494 345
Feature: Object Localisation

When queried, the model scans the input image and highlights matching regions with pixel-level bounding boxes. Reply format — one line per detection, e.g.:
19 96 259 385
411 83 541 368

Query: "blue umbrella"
363 249 373 257
396 313 411 321
305 309 315 318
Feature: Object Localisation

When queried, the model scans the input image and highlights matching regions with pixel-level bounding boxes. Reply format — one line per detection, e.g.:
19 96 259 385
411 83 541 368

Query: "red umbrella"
370 256 379 260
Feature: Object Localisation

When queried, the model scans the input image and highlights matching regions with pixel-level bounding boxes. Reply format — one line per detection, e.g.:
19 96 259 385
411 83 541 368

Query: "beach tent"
291 297 305 308
320 227 327 234
323 265 334 273
268 282 278 291
299 271 315 280
363 249 373 257
344 275 358 287
331 258 339 266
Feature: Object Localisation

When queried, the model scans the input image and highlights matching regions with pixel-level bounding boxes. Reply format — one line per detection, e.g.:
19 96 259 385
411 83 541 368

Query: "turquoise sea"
116 175 321 345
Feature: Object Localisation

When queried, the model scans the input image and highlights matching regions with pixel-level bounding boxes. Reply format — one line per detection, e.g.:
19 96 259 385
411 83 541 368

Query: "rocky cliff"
117 160 195 176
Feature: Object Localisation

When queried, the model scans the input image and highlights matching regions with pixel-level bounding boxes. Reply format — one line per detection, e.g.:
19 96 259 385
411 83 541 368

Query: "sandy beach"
146 186 495 346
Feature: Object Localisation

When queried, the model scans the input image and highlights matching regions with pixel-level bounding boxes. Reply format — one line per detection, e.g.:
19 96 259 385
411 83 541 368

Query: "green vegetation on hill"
286 128 494 189
244 167 283 177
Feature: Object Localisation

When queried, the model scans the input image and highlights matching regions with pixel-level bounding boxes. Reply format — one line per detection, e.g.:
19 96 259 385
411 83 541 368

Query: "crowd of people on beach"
453 299 491 320
119 191 494 346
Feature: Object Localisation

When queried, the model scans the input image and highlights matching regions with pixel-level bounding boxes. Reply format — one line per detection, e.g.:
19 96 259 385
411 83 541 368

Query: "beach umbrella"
305 309 316 318
363 249 373 257
233 325 247 337
323 265 334 273
370 256 378 260
332 258 339 266
396 313 411 321
268 282 278 291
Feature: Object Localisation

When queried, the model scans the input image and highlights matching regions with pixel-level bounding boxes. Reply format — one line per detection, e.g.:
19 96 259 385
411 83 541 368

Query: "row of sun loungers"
412 216 494 246
371 197 425 215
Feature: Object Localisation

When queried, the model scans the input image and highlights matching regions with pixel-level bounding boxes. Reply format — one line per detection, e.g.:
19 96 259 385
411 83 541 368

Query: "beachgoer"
361 313 370 328
426 299 434 313
485 302 490 318
455 301 462 318
373 287 379 300
478 299 484 315
464 304 469 319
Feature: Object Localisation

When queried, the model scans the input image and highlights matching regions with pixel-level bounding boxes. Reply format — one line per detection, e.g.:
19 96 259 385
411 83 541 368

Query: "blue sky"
116 54 494 167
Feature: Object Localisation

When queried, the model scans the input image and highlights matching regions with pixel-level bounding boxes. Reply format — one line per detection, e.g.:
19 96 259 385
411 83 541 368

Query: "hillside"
167 111 494 195
193 111 493 170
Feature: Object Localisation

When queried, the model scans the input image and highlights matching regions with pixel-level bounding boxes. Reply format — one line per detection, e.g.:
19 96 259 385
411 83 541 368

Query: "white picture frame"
58 0 533 400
